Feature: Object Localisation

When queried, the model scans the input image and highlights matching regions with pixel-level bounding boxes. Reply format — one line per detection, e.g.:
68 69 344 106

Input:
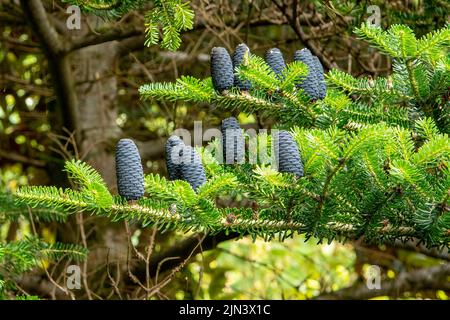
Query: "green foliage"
0 237 87 298
0 189 83 298
328 25 450 133
140 55 316 127
355 23 449 61
236 55 280 92
65 159 113 209
188 236 356 299
0 162 94 298
0 192 69 223
14 122 450 247
64 0 194 51
140 76 213 103
63 0 145 18
12 24 450 252
144 1 194 51
0 237 87 273
140 26 449 133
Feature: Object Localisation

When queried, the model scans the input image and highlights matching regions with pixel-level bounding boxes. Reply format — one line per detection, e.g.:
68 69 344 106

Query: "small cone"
273 130 304 178
115 139 145 200
265 48 286 78
211 47 234 92
313 56 327 99
294 48 320 100
165 135 184 180
232 43 252 91
221 117 245 164
179 146 207 191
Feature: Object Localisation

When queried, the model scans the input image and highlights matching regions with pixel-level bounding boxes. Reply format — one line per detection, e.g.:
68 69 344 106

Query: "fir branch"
0 237 87 276
0 193 69 223
63 0 145 18
236 55 279 92
417 27 450 61
354 24 399 57
16 186 90 211
64 159 113 209
15 148 449 248
65 0 194 51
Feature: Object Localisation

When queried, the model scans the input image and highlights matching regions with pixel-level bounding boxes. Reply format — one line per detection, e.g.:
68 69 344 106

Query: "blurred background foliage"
187 237 357 300
0 0 449 299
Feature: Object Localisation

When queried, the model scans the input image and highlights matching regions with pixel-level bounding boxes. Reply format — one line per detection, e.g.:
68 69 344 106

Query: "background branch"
316 264 450 300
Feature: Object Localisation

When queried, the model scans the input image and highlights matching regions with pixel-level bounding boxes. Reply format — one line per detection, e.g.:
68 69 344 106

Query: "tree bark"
68 42 121 187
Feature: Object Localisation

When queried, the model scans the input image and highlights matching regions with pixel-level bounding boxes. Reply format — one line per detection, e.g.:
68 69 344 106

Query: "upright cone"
211 47 234 92
265 48 286 78
221 117 245 164
272 130 304 178
293 48 326 100
115 139 145 200
232 43 252 91
165 135 184 180
313 56 327 99
179 146 207 191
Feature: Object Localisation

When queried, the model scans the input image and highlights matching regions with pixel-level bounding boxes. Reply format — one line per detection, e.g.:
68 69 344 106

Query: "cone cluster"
163 119 304 190
211 44 326 100
211 43 254 93
165 136 206 191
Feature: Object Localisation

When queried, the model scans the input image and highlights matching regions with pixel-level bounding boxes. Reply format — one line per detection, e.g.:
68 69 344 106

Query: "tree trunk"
68 42 121 188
